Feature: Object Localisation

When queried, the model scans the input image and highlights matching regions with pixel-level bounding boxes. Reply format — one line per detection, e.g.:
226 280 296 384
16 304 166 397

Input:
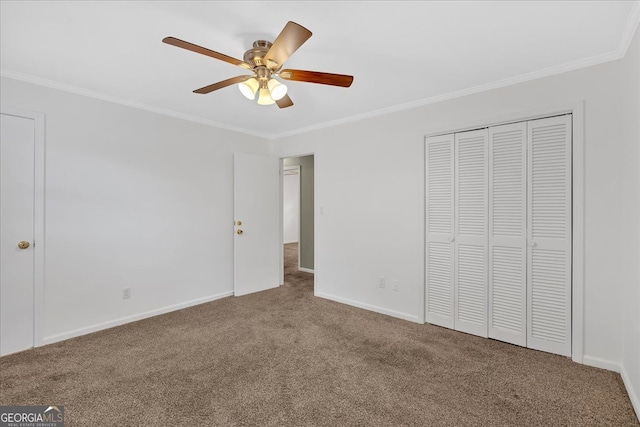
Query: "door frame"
1 105 46 349
423 101 585 364
282 165 302 269
279 153 316 292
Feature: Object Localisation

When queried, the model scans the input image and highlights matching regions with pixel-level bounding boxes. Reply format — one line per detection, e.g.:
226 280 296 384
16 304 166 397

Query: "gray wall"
284 155 314 270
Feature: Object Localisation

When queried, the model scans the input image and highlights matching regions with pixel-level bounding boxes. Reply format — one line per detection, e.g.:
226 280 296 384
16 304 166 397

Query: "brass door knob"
18 241 30 249
237 229 243 235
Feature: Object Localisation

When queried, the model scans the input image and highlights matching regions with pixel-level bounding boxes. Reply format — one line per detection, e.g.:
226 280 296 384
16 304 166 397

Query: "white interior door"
1 113 36 356
527 115 572 356
425 134 455 328
234 152 280 296
454 129 488 337
488 122 527 346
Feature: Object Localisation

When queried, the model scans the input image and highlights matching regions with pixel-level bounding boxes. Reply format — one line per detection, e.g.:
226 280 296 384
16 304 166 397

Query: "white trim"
3 3 638 142
313 153 318 296
283 164 302 269
582 355 621 373
316 292 420 324
42 291 233 345
278 158 284 285
280 153 316 289
418 129 426 324
581 354 640 421
622 364 640 421
582 354 639 418
421 101 585 363
425 104 578 139
271 7 640 141
295 165 302 272
0 105 46 350
571 103 585 364
0 70 265 139
618 1 640 58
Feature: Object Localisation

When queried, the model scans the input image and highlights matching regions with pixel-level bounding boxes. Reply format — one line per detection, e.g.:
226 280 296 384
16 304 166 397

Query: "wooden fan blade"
193 76 250 94
276 94 294 109
279 69 353 87
163 37 252 69
264 22 312 70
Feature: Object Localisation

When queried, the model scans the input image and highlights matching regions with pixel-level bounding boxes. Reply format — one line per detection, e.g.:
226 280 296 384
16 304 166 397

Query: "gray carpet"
1 243 637 426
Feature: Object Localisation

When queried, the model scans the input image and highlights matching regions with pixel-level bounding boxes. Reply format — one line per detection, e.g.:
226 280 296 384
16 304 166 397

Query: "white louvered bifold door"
426 134 455 328
454 129 488 337
488 122 527 346
527 115 572 356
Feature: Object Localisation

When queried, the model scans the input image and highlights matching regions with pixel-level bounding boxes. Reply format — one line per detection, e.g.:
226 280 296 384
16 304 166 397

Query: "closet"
425 115 572 357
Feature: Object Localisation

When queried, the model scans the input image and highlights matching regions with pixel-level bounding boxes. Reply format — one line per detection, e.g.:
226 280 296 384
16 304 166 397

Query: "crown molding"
2 1 638 141
618 0 640 57
0 69 267 139
272 51 616 139
273 2 640 140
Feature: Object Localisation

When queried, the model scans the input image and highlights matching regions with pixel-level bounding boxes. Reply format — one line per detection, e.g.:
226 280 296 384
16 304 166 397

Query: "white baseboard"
283 240 299 244
621 364 640 422
315 291 420 323
582 355 622 373
582 355 639 421
298 267 315 274
41 291 233 345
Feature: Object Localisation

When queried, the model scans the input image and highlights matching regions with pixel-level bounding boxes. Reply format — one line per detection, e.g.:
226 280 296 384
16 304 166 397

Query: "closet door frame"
423 101 585 364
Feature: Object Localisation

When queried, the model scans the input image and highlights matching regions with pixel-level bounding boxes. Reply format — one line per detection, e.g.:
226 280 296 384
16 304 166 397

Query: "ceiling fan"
162 21 354 108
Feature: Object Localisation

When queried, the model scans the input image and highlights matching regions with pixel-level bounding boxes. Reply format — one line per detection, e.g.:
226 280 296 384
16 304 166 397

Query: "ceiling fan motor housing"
243 40 274 68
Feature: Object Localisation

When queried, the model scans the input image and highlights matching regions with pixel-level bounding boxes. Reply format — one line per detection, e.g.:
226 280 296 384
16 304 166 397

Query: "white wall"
0 77 269 343
273 27 640 370
283 171 300 244
621 25 640 418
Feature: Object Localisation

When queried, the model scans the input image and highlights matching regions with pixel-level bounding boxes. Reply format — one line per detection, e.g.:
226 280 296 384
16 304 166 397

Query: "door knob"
528 241 537 247
18 241 30 249
448 237 455 242
237 229 243 235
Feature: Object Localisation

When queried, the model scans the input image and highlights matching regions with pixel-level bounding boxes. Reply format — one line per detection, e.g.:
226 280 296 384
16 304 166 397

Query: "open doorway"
281 155 314 291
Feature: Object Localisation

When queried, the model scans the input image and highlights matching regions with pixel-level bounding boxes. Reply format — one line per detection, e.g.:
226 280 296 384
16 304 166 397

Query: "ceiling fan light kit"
257 87 276 105
267 79 287 101
162 21 354 109
238 77 259 100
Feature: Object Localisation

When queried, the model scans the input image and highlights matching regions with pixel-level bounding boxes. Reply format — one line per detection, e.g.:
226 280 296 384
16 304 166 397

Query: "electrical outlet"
122 288 131 299
392 280 399 291
378 277 386 289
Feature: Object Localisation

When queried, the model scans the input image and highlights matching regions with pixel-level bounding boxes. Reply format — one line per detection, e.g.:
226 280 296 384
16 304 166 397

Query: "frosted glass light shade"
257 87 275 105
267 79 287 101
238 78 259 100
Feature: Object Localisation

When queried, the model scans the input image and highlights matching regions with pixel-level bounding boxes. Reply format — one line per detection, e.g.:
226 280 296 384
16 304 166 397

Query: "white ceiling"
1 1 638 138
